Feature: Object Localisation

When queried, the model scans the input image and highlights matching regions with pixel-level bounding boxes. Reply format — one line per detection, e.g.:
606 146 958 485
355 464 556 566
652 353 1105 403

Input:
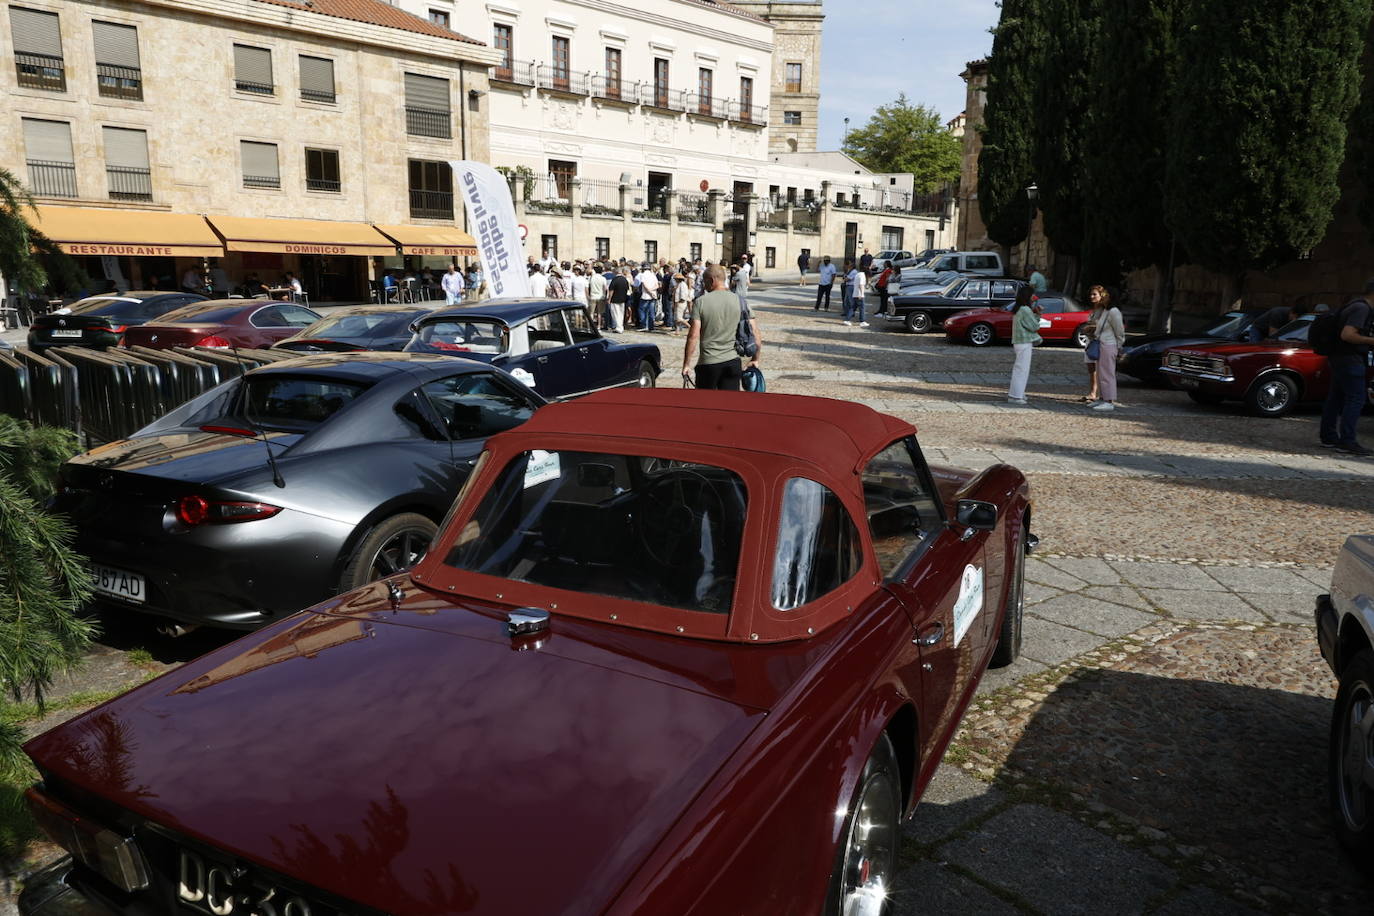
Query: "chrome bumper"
1158 366 1236 384
18 858 112 916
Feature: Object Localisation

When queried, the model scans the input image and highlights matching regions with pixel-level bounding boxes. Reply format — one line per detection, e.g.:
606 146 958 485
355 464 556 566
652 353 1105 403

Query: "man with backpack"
680 264 761 390
1315 282 1374 456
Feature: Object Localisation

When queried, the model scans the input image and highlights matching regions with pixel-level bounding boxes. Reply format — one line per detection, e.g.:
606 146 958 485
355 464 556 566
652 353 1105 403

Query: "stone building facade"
733 0 823 154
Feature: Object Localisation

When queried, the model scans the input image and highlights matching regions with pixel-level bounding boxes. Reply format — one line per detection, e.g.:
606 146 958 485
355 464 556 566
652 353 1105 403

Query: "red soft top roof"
519 389 915 471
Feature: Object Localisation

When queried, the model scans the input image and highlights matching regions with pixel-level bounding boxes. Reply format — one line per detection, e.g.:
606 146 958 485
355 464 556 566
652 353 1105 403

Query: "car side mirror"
954 499 998 531
408 321 420 334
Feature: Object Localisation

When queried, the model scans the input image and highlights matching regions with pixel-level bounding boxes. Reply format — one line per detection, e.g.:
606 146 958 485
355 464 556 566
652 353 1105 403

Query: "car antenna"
229 343 286 488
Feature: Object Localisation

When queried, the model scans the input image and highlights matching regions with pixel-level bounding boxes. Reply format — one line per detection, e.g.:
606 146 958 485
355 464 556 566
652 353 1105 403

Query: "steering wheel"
634 470 724 569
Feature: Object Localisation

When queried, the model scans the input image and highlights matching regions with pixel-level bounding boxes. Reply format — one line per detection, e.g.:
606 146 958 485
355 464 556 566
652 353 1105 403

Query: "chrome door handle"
537 356 549 363
914 622 944 647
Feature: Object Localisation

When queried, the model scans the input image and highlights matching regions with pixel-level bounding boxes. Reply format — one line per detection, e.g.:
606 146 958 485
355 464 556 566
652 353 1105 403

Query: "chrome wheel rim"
908 313 930 333
639 368 655 387
368 528 430 579
839 770 898 916
1337 680 1374 832
1255 379 1291 413
969 324 992 345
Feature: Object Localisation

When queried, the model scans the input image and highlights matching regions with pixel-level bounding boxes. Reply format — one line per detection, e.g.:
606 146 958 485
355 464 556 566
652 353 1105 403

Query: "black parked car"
275 304 435 352
1119 310 1264 383
880 277 1026 333
27 291 208 350
54 352 544 632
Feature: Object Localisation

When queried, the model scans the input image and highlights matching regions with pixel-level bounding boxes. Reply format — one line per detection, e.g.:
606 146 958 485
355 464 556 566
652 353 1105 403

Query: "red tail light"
176 495 281 527
108 324 127 334
195 335 231 348
26 788 149 892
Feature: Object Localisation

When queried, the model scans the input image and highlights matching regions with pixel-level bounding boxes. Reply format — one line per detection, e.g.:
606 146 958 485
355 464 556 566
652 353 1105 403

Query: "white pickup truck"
898 250 1007 292
1317 533 1374 860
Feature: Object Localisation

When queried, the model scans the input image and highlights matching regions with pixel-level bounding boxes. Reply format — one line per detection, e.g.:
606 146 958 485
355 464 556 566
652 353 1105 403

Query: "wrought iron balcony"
493 60 535 87
731 101 768 125
235 78 274 96
409 188 454 220
686 93 728 119
590 73 633 102
300 87 336 103
107 165 152 202
639 83 684 112
26 160 76 198
243 174 281 189
306 177 341 192
536 65 587 96
96 63 142 100
15 51 65 92
405 106 452 139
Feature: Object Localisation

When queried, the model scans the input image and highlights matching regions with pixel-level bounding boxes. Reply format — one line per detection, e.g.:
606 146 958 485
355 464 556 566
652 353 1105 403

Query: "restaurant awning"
32 205 225 257
373 224 478 257
205 216 396 256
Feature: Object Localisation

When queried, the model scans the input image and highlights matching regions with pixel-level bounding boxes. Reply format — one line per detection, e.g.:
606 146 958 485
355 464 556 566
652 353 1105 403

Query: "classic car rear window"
446 450 747 614
300 312 411 339
772 478 861 610
238 375 366 428
67 297 142 317
159 304 246 323
415 318 508 354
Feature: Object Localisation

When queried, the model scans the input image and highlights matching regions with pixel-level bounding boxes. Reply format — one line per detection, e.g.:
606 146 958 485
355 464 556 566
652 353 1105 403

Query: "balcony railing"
27 160 76 198
579 178 623 215
235 78 274 96
676 192 710 223
410 188 454 220
639 83 685 112
107 165 152 202
243 174 281 189
96 63 142 100
493 60 535 87
731 101 767 125
306 177 341 192
300 87 336 104
536 65 588 96
405 106 452 139
590 73 634 102
686 93 727 119
15 51 65 92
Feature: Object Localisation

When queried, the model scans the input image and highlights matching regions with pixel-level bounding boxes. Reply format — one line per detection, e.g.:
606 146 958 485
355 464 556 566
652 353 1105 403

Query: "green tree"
1165 0 1371 306
978 0 1046 250
1083 0 1180 328
0 166 82 295
0 416 93 779
841 95 961 192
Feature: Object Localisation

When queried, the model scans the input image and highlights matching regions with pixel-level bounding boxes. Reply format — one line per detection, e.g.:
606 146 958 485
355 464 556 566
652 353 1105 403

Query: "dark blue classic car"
404 299 661 400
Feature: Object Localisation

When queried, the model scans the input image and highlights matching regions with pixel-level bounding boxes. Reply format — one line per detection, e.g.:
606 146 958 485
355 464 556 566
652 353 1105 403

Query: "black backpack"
734 302 758 358
1310 300 1359 356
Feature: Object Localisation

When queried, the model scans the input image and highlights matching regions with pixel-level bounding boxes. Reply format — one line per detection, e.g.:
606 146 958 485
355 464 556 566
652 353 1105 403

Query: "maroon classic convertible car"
20 390 1034 916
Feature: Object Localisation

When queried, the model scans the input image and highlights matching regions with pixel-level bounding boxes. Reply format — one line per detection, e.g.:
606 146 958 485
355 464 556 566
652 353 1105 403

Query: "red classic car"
121 300 321 350
1159 315 1374 417
942 293 1090 347
20 390 1034 916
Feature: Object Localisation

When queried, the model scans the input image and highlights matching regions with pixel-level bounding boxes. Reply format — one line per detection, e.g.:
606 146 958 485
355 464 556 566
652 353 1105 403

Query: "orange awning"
32 205 224 257
374 224 478 257
206 216 396 256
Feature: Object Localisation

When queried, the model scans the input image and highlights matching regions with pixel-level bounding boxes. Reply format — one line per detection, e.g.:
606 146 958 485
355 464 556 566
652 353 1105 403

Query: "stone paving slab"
1202 565 1317 594
903 765 1006 846
1137 588 1270 621
1044 556 1123 586
889 860 1022 915
1235 592 1316 624
1108 560 1229 591
1020 617 1107 666
1027 594 1159 638
1150 887 1264 916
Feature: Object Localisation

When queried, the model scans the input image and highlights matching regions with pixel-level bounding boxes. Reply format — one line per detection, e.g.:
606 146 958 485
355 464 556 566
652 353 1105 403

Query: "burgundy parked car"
20 389 1034 916
121 300 321 350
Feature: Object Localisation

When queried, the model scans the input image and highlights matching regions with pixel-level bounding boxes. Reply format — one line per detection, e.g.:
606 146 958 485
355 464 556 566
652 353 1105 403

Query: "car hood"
26 586 783 915
945 307 999 323
63 429 304 486
1168 340 1305 358
1124 333 1231 353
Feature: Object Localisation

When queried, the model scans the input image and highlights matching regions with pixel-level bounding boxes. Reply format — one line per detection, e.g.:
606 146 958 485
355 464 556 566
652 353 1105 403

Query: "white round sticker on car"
510 367 537 387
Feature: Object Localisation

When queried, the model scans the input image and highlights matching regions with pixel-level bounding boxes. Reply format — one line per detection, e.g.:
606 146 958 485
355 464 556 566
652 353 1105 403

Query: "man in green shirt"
681 264 761 390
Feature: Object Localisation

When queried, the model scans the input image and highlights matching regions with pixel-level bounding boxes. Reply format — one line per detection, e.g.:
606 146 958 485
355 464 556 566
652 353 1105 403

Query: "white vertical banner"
449 160 530 298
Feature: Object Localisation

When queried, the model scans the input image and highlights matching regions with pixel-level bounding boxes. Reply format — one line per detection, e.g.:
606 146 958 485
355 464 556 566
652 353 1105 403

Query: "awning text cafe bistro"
30 206 478 301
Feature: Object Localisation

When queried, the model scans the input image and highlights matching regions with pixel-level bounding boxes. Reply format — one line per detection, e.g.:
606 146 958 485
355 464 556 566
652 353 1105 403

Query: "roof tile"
252 0 484 45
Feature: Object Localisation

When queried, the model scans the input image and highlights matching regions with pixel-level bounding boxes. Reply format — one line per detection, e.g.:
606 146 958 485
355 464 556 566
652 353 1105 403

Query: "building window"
92 21 141 100
233 44 274 95
786 187 797 204
783 110 802 126
765 247 776 268
804 188 815 203
10 6 65 92
925 229 936 250
305 148 340 192
604 47 621 99
404 72 452 138
493 24 513 80
881 226 903 250
784 62 802 93
653 57 669 108
595 237 610 260
541 234 558 260
22 118 76 197
428 9 449 27
409 159 453 219
548 159 576 200
739 75 753 121
689 242 702 262
697 67 713 114
299 55 335 103
103 126 151 201
836 192 846 206
644 240 658 264
240 140 280 189
550 36 570 90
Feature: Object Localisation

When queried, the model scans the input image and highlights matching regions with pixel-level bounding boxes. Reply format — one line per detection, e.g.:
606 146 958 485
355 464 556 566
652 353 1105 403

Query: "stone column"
513 175 527 219
708 188 728 261
618 183 632 259
666 189 679 259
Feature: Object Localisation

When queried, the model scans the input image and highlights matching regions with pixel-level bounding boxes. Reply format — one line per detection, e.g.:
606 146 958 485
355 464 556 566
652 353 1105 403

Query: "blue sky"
815 0 1001 150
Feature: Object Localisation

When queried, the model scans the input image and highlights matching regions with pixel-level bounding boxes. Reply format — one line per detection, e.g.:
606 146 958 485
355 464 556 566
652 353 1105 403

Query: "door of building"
844 222 859 262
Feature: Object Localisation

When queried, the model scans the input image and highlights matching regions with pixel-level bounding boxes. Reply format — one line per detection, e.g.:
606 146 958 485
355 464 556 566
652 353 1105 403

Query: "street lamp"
1023 183 1039 276
843 117 850 144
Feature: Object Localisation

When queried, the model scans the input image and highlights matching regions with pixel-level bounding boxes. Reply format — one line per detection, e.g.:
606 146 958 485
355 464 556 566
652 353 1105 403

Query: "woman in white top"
1088 285 1127 411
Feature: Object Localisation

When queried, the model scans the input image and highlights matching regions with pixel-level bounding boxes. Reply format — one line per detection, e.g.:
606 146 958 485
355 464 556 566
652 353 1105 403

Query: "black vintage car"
880 277 1025 333
27 291 208 350
54 352 544 632
1118 310 1264 383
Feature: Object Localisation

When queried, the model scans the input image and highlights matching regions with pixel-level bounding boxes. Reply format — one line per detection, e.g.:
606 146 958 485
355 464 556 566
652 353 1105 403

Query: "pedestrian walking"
1087 285 1126 410
843 262 868 327
606 267 629 332
1007 287 1042 404
797 250 809 285
529 263 549 298
680 264 761 390
637 263 660 331
735 255 752 310
815 256 836 310
588 267 609 328
839 258 854 316
1318 282 1374 455
859 248 874 275
1027 264 1047 294
875 260 896 317
670 271 690 332
441 264 465 305
570 265 589 307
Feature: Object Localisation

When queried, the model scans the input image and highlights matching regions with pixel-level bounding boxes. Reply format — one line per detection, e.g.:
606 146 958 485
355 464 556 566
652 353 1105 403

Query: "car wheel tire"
1244 374 1298 417
1073 324 1091 349
967 322 994 347
904 311 932 334
989 532 1025 668
1330 647 1374 859
637 360 657 388
825 732 901 916
338 512 437 592
1186 389 1225 406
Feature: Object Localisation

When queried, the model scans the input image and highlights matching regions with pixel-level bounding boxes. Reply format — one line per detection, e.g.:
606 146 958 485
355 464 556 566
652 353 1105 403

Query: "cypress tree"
978 0 1045 251
1165 0 1371 305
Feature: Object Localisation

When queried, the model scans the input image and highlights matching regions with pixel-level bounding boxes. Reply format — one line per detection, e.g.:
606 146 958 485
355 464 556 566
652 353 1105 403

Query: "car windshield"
236 375 367 429
938 277 964 295
299 311 415 339
925 255 954 271
875 251 899 260
446 450 748 614
68 297 142 317
161 304 245 323
1273 315 1314 342
1201 311 1252 337
415 317 508 354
